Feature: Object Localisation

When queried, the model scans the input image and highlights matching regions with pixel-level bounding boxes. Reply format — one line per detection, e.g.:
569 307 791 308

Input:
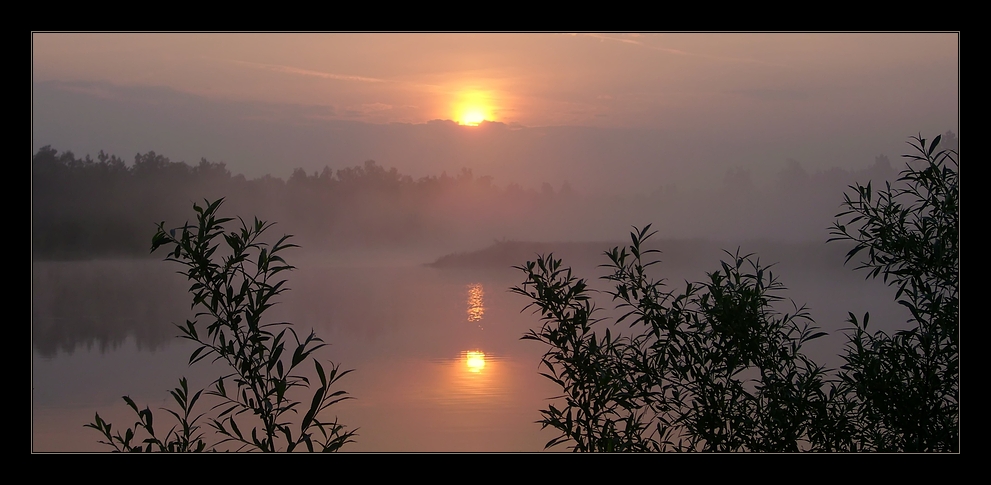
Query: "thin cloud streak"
580 33 644 46
222 57 452 98
225 58 390 83
574 33 786 67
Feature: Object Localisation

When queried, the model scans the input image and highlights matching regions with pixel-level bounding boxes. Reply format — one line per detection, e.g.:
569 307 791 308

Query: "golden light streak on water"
467 283 484 328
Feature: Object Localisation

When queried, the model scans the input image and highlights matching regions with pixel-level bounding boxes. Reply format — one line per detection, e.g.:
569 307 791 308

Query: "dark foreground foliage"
87 199 355 451
828 134 958 451
512 134 958 452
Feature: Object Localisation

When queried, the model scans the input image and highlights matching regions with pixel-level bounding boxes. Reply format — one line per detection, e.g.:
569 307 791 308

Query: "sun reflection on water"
467 283 485 328
464 350 486 373
450 350 501 397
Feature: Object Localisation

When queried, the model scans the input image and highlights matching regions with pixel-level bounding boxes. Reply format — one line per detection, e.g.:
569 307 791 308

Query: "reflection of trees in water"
32 261 189 357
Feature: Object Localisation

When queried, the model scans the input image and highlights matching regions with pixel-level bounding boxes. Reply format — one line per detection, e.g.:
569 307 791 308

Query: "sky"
32 32 959 193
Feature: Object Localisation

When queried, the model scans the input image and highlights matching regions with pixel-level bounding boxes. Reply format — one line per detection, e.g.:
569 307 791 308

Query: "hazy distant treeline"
33 133 955 259
31 146 579 259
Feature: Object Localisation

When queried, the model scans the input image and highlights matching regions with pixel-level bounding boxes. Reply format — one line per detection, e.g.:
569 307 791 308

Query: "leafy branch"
87 198 356 452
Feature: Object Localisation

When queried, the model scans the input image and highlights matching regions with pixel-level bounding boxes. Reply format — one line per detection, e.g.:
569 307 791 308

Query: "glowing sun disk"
461 110 486 126
453 90 495 126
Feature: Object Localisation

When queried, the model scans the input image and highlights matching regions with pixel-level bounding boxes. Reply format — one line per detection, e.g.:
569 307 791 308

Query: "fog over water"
31 33 958 452
33 245 908 451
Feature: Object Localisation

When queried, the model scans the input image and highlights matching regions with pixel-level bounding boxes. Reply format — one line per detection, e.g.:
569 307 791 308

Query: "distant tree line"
31 147 576 259
32 133 956 258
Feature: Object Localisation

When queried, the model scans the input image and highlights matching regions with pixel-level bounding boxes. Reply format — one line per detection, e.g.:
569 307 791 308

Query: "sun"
460 109 486 126
453 90 496 126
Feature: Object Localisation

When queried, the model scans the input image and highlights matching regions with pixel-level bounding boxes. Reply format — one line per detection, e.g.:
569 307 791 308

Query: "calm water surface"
32 258 559 452
32 248 902 452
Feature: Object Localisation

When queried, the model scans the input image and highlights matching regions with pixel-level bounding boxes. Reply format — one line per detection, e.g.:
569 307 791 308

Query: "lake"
31 243 904 452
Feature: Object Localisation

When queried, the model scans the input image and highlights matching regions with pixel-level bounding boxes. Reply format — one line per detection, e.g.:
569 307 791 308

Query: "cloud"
731 88 811 101
50 82 118 99
354 102 394 113
220 58 445 93
581 33 644 46
225 59 389 83
573 33 785 67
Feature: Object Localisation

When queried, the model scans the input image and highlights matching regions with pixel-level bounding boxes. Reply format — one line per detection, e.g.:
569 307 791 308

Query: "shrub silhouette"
828 134 958 451
87 199 355 452
512 134 958 452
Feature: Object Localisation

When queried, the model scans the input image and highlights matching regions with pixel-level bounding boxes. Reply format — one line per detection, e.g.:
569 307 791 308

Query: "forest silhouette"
32 135 958 260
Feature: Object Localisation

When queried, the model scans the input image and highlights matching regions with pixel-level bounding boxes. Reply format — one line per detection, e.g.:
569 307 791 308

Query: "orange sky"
32 33 958 130
31 33 959 193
